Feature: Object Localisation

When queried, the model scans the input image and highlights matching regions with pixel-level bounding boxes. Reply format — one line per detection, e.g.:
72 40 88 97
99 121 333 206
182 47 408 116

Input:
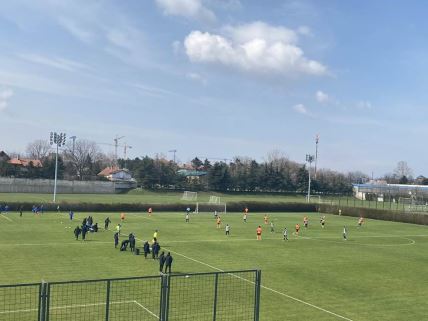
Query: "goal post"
306 195 321 204
181 191 198 201
208 196 221 204
195 202 227 214
398 197 413 205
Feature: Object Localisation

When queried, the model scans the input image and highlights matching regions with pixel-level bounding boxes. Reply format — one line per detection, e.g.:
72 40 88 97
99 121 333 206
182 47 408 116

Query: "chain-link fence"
0 270 261 321
0 283 41 321
308 195 428 213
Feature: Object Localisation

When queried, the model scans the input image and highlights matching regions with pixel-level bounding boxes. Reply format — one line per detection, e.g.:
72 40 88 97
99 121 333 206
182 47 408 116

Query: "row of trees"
1 139 425 194
0 139 113 180
119 152 366 194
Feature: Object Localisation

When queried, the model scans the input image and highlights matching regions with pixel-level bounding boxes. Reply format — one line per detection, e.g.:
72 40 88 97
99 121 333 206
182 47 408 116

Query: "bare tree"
63 139 105 180
5 151 21 159
347 171 370 184
26 140 51 160
394 161 413 179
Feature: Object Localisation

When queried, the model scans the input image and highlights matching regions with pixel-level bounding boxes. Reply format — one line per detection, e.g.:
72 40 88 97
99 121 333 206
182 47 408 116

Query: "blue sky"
0 0 427 176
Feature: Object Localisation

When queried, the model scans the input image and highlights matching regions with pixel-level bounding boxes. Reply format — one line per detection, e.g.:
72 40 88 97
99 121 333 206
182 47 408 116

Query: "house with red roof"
7 158 43 168
98 166 135 182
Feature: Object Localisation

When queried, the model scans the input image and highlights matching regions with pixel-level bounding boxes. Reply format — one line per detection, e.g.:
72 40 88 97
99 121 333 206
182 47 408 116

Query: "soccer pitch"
0 211 427 320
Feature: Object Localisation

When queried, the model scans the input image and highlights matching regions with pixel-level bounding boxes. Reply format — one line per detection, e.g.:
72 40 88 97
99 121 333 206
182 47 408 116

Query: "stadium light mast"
314 134 319 179
50 132 66 203
306 154 315 202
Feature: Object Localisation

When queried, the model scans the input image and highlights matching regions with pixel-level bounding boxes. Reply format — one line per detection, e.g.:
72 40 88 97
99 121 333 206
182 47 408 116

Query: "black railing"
0 270 261 321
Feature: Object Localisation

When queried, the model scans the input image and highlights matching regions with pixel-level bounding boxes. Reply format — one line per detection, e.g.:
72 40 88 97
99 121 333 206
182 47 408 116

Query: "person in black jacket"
81 225 88 241
104 217 111 230
152 239 159 259
154 241 160 259
120 239 130 251
159 252 166 273
114 232 119 248
164 252 173 274
129 233 136 252
74 226 81 240
143 241 150 258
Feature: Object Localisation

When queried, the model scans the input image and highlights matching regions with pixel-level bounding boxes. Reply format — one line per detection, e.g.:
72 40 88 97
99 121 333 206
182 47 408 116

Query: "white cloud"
0 89 14 111
297 26 312 36
225 21 298 44
132 83 177 98
207 0 242 10
18 53 88 72
172 41 182 54
293 103 309 115
356 101 372 109
57 17 94 43
186 72 207 84
106 28 137 51
184 22 327 77
316 90 329 103
155 0 216 22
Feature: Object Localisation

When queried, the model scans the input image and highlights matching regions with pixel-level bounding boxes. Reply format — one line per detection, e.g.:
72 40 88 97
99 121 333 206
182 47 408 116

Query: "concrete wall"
0 178 116 194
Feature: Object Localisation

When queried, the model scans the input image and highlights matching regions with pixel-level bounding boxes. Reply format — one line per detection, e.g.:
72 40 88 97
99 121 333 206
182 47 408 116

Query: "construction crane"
96 136 131 166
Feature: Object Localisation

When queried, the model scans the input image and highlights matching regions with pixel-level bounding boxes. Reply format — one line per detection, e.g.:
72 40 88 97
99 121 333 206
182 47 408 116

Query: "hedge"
319 204 428 226
3 201 426 225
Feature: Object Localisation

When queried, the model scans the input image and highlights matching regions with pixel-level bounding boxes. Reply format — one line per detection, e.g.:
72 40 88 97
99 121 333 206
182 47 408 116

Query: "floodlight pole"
53 143 59 203
306 154 314 202
314 134 319 179
50 132 66 203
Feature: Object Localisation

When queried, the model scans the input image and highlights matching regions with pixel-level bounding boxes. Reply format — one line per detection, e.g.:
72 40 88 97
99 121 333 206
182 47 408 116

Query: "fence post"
160 275 166 321
105 280 111 321
165 275 171 321
212 273 219 321
160 274 170 321
39 281 48 321
254 270 261 321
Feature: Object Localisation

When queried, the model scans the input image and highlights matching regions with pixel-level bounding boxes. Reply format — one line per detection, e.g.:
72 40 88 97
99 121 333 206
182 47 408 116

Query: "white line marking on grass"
132 236 354 321
133 300 159 319
49 300 135 310
0 241 111 247
166 248 354 321
0 214 13 222
0 300 134 315
298 235 417 247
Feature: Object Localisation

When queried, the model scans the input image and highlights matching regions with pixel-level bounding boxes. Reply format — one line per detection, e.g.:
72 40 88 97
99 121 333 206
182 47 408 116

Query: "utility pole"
306 154 314 203
168 149 177 163
314 134 319 179
123 143 132 168
113 135 125 166
50 132 66 203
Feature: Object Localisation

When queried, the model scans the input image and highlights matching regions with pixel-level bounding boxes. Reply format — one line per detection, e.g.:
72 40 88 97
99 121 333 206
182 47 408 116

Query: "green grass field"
0 210 427 320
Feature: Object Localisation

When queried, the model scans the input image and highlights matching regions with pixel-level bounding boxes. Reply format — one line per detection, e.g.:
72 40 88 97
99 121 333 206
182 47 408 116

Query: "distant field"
0 190 410 213
0 190 308 204
0 211 427 320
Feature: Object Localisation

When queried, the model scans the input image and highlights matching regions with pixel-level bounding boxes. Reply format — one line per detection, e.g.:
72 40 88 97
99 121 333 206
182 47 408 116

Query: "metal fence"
0 270 261 321
310 195 428 213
